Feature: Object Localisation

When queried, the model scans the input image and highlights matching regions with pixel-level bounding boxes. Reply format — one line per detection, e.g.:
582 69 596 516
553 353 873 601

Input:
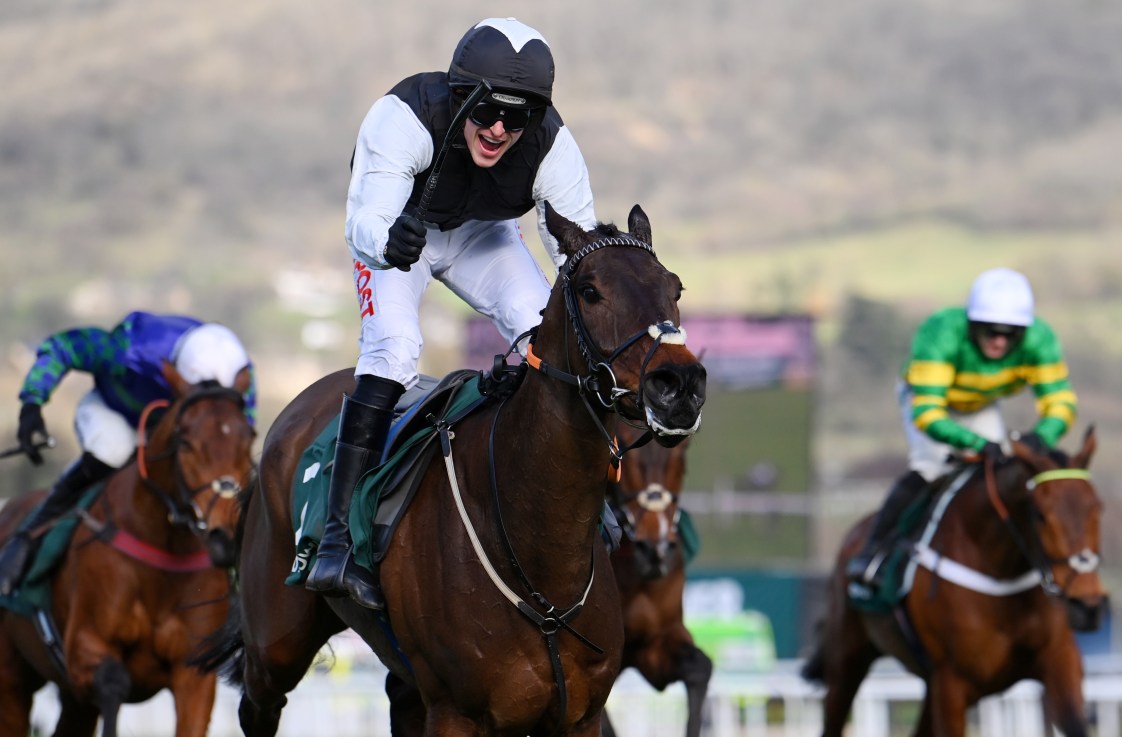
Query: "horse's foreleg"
817 614 879 737
1039 643 1089 737
170 668 218 737
678 643 713 737
89 658 131 737
912 691 935 737
927 671 972 737
53 691 100 737
386 671 426 737
0 630 40 737
236 648 294 737
237 690 285 737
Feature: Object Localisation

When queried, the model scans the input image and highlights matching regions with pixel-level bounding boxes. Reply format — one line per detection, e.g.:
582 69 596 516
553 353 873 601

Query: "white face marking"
221 423 231 436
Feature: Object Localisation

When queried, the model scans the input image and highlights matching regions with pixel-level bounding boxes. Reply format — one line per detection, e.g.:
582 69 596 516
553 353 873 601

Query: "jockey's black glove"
1016 431 1049 455
980 441 1005 464
17 402 47 466
385 215 427 271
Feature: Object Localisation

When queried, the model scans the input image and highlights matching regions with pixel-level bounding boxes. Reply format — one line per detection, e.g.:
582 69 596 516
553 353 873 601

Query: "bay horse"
201 204 707 737
803 429 1107 737
605 423 712 737
0 366 255 737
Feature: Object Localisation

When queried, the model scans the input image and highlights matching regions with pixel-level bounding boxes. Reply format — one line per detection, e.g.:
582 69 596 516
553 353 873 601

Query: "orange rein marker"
136 399 171 481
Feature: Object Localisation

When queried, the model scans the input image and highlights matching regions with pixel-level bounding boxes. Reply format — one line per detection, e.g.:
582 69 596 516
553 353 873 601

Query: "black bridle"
610 482 682 578
469 230 687 729
137 386 252 539
518 233 691 464
983 457 1099 599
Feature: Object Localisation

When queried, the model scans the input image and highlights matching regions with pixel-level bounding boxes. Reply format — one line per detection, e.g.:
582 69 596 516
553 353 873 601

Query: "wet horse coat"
0 370 255 737
208 204 707 737
804 430 1107 737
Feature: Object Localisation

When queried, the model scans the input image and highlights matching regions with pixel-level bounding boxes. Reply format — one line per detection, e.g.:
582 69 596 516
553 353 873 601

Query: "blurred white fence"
29 657 1122 737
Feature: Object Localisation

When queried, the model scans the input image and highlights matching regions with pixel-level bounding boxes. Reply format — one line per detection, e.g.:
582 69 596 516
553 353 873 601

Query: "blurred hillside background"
3 0 1122 592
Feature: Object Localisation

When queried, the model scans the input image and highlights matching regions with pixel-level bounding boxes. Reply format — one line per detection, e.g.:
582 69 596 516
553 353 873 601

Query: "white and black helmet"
448 18 554 109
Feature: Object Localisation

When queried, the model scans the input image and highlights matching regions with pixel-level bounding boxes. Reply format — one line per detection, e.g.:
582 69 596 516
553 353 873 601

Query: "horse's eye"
675 286 684 302
579 284 601 303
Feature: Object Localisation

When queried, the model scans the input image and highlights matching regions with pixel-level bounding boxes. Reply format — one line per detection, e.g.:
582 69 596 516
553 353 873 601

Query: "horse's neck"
948 467 1034 575
112 457 197 552
494 368 614 545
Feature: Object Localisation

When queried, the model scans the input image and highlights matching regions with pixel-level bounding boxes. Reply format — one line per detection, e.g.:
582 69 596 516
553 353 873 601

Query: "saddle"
0 485 104 618
286 370 491 586
847 465 979 614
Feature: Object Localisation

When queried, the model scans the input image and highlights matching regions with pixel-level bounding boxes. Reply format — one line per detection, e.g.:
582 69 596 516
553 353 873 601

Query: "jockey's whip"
0 437 56 460
414 79 493 224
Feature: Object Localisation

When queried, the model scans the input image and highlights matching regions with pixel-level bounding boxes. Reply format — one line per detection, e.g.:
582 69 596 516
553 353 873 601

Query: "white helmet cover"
173 323 249 387
966 268 1035 327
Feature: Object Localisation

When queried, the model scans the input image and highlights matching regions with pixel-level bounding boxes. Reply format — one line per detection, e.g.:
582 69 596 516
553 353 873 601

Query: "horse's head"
1008 426 1108 631
540 203 707 447
148 362 257 568
610 423 689 579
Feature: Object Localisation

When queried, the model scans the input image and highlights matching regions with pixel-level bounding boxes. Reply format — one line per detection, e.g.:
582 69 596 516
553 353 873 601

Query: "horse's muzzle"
1066 594 1109 632
206 530 237 569
634 541 679 581
642 364 707 446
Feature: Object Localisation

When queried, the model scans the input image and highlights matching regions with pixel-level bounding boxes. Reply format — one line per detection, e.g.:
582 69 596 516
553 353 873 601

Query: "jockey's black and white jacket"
346 71 597 272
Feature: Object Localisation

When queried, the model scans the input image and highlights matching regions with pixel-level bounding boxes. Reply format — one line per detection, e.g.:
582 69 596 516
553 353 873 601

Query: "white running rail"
29 658 1122 736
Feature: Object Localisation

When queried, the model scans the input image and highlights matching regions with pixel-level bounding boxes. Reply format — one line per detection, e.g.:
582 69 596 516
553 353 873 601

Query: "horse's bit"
136 387 249 537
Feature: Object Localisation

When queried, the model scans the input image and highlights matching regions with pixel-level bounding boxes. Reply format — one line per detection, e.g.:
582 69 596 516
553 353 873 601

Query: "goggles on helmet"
971 321 1026 344
467 100 533 131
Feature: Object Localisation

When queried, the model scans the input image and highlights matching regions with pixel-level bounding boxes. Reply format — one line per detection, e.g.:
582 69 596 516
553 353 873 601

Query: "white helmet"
966 268 1034 327
173 323 249 388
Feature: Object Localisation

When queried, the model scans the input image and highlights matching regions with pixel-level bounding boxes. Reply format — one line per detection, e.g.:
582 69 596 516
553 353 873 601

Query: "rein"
525 341 654 470
983 456 1097 598
92 390 247 571
438 231 685 728
437 418 599 728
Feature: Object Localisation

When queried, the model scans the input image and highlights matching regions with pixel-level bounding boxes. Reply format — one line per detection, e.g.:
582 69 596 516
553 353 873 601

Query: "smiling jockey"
309 18 602 609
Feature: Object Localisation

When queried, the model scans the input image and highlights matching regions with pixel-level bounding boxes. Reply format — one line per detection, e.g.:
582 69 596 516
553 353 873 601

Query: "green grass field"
683 387 814 567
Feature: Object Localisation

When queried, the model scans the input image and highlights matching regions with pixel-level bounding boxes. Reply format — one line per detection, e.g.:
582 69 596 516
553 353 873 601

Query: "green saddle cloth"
847 465 977 614
846 487 937 614
286 376 485 586
0 484 103 617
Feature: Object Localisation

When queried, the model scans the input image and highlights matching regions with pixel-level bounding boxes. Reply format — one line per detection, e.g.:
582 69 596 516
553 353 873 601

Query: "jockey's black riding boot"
0 452 114 596
846 470 927 588
305 376 404 610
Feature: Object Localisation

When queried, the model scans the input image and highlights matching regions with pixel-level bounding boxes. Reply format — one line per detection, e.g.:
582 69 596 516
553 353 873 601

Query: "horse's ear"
1072 425 1097 469
627 204 652 246
544 201 590 259
162 359 192 398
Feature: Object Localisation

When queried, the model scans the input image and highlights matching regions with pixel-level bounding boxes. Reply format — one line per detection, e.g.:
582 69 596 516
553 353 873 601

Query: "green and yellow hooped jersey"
904 307 1076 451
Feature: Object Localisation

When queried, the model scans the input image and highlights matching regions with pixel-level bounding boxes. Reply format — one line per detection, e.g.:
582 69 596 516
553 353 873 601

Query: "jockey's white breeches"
351 218 551 388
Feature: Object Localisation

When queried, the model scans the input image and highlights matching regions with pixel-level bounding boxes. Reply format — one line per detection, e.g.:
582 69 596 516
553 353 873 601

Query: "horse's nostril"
206 531 236 568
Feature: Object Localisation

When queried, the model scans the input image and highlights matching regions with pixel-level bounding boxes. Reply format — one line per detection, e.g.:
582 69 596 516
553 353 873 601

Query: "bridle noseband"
519 232 694 465
613 482 681 575
137 386 250 537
